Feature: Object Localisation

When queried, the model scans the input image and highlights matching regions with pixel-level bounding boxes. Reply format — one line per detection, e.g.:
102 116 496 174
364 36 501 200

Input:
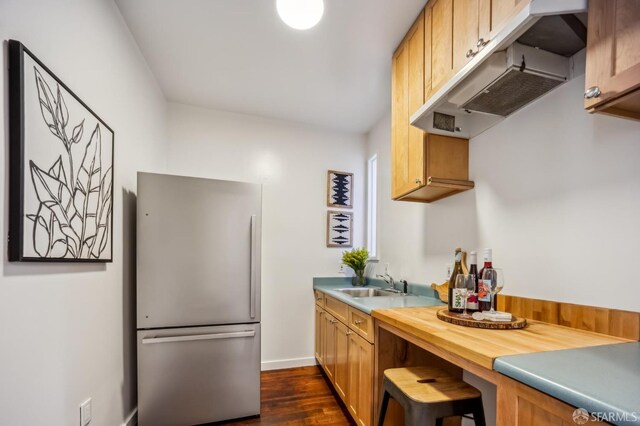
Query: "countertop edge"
313 281 444 315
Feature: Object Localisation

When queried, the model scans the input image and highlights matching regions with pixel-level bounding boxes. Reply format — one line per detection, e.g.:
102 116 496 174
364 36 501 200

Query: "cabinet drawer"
324 295 348 324
314 290 325 307
348 307 375 344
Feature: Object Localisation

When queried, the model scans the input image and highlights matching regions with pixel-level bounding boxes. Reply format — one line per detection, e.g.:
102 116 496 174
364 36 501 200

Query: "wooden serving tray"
437 309 527 330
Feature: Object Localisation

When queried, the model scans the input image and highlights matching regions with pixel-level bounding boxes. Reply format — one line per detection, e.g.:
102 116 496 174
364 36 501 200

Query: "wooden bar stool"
377 367 486 426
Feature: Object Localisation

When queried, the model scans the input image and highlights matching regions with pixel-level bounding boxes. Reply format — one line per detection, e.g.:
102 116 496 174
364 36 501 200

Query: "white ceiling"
115 0 427 133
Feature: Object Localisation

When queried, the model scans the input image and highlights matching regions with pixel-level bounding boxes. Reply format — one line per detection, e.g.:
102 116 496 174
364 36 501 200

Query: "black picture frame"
8 40 115 262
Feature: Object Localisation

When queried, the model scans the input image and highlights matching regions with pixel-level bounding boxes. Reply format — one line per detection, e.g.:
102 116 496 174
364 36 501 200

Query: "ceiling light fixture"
276 0 324 30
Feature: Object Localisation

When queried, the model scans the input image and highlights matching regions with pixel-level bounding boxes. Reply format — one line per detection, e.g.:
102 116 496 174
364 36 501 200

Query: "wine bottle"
461 251 469 275
448 248 464 313
478 248 493 311
467 251 479 312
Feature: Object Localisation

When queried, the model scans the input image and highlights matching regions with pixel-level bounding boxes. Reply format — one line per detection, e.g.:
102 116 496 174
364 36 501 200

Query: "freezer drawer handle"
142 330 255 344
250 215 257 319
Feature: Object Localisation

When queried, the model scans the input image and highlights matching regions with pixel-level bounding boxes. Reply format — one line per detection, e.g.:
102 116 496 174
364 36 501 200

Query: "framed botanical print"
8 40 114 262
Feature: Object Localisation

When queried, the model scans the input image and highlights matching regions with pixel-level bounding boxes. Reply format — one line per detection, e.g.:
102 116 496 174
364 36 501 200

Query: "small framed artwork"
326 211 353 248
8 40 115 262
327 170 353 208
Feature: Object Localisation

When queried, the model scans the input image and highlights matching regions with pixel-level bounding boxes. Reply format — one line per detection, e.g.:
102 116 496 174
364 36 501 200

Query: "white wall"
367 67 640 426
367 74 640 313
166 103 367 368
0 1 168 425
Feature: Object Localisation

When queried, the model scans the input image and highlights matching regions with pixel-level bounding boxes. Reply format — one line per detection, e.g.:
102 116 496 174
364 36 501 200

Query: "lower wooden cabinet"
347 331 374 426
334 321 350 401
323 311 337 383
497 375 608 426
315 304 325 365
315 295 375 426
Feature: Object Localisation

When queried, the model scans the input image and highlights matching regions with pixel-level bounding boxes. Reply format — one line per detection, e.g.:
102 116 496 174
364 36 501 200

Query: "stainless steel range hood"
410 0 588 139
448 42 570 117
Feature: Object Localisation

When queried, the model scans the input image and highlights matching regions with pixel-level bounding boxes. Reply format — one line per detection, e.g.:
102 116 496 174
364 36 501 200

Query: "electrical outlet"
384 263 390 274
445 263 452 280
339 264 344 274
80 398 91 426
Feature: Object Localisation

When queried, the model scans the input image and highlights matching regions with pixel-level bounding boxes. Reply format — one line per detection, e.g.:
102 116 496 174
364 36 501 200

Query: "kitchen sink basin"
337 288 401 297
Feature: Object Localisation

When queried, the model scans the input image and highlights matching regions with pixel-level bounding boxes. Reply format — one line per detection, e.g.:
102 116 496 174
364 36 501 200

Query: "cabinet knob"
354 320 363 325
477 38 490 49
346 331 353 335
330 319 337 324
415 178 422 184
319 311 324 315
584 86 601 99
466 49 478 58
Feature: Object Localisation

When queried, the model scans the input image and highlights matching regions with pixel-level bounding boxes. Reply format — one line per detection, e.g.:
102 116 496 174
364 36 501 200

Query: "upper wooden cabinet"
392 11 425 199
479 0 529 42
392 4 474 203
584 0 640 120
426 0 529 103
453 0 480 72
398 134 474 203
430 0 453 95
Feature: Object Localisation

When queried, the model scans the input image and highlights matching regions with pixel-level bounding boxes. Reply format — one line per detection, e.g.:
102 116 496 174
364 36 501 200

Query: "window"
367 154 378 258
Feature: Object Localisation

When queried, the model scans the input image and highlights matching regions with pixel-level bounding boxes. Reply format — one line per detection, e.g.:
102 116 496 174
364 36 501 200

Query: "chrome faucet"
376 273 399 292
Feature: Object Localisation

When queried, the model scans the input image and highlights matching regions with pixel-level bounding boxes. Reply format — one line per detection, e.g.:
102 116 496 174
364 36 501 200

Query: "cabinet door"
407 12 426 194
392 11 425 199
334 322 350 401
323 312 337 382
426 134 469 180
497 375 608 426
479 0 528 42
424 5 433 101
584 0 640 113
431 0 454 94
315 305 325 365
453 0 479 72
392 38 410 199
347 332 374 426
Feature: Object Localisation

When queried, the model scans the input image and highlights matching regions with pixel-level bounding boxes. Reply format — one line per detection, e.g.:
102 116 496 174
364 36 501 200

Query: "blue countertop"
495 342 640 425
313 277 445 315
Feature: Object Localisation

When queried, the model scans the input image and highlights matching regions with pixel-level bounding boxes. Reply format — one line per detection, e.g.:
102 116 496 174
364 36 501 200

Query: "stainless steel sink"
337 288 401 297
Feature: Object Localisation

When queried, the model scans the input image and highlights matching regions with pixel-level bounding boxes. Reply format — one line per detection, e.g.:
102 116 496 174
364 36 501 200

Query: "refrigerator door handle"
142 330 256 345
250 215 257 319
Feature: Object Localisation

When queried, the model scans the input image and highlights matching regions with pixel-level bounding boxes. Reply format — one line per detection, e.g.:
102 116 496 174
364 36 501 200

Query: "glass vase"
352 273 366 287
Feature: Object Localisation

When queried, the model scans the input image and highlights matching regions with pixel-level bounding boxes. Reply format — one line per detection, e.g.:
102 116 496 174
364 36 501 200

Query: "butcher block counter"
372 306 629 371
372 306 636 426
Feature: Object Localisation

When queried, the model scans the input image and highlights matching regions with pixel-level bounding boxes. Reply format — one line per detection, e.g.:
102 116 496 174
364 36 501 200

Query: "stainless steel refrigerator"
136 172 261 426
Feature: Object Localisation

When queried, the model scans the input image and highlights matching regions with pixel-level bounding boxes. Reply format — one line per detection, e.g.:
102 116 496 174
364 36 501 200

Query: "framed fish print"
326 211 353 248
8 40 114 262
327 170 353 208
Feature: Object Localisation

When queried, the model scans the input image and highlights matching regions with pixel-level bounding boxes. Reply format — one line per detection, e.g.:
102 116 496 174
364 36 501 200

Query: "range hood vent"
410 0 588 138
448 42 569 117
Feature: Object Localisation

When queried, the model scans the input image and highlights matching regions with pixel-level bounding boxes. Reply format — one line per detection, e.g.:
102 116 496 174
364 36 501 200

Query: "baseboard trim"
123 408 137 426
261 357 317 371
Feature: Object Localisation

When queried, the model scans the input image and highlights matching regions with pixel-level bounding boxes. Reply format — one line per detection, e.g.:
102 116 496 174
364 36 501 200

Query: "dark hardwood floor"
221 365 353 425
